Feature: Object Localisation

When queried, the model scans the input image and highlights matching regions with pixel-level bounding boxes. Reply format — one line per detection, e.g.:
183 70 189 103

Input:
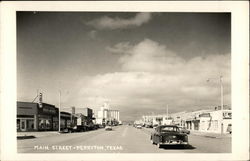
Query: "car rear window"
161 126 179 132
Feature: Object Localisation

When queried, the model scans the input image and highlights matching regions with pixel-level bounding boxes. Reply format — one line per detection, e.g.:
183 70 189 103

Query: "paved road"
17 125 231 153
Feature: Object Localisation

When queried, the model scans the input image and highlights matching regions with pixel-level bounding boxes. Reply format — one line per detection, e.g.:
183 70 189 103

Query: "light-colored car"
105 125 112 131
136 125 142 129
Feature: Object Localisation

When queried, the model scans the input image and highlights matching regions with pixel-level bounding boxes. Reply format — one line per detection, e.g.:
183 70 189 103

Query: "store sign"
199 113 210 117
38 93 43 108
223 112 232 119
42 106 56 115
60 113 71 118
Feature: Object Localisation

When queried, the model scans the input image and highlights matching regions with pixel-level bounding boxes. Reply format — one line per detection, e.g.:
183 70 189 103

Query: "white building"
140 107 232 134
96 102 120 125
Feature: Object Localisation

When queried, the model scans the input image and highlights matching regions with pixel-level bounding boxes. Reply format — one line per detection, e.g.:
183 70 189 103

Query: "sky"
17 12 231 121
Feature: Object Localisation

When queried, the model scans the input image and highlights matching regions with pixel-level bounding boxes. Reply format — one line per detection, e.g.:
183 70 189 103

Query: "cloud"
88 30 97 39
69 39 230 120
86 13 152 30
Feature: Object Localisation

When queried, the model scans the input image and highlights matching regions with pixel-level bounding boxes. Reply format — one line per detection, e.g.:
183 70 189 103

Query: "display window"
38 118 52 130
17 119 20 131
27 120 34 130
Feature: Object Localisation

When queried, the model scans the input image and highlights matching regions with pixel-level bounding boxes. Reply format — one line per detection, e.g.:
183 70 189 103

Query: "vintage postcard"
0 1 249 161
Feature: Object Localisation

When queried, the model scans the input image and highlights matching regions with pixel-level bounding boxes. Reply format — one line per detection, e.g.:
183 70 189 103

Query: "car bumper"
160 141 188 145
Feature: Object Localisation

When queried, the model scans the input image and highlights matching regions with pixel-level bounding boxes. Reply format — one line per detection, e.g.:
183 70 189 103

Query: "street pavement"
17 125 231 153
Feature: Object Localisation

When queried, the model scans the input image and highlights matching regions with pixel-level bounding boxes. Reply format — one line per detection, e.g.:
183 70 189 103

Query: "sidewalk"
17 131 60 139
190 130 231 139
141 127 231 139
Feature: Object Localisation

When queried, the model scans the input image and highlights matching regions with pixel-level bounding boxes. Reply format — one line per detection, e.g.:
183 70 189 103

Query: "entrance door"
20 120 26 131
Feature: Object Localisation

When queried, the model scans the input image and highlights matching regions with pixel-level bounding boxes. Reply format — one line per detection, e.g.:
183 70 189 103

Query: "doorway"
20 120 26 131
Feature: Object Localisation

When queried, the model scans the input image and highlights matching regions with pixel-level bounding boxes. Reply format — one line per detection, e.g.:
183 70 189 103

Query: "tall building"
96 102 120 125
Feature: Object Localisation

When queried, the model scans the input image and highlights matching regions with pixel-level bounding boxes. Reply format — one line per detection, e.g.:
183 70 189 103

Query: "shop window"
39 118 52 130
27 120 34 130
21 120 25 129
17 119 20 131
60 119 66 128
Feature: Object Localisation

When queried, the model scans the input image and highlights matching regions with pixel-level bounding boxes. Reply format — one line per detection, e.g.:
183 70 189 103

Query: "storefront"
37 103 59 131
17 102 38 132
17 101 59 132
60 112 76 129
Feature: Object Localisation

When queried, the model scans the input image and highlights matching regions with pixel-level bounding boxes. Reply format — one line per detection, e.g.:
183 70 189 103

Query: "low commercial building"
60 111 77 129
17 101 77 132
140 107 232 134
17 101 59 131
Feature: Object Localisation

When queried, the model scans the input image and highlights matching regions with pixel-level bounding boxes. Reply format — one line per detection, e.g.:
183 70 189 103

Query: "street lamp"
207 75 224 111
207 75 224 134
59 90 61 132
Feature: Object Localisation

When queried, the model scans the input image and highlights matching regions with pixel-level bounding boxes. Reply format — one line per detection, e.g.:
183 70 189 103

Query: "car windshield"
160 126 179 132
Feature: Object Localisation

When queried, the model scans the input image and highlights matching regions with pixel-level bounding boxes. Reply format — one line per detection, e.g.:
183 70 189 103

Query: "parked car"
136 125 142 129
178 126 190 134
150 125 188 148
105 125 112 131
145 124 153 128
227 124 232 134
60 127 73 133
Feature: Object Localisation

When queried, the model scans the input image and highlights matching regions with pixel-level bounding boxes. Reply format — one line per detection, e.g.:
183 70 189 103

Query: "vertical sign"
38 93 43 108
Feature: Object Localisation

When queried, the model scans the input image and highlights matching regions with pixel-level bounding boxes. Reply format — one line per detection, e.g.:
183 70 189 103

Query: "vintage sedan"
150 125 188 148
105 125 112 131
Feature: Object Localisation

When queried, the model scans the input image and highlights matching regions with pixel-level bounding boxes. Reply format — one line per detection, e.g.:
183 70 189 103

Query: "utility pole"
220 76 224 111
166 104 169 119
59 90 61 132
207 75 224 134
220 76 224 134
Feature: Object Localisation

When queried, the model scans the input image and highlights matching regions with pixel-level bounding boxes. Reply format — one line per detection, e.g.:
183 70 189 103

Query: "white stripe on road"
122 126 128 137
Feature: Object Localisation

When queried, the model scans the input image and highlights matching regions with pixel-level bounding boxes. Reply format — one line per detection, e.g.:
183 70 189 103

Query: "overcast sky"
17 12 231 121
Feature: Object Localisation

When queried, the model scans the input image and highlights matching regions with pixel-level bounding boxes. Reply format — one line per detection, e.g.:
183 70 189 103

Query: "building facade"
17 101 59 131
96 103 120 125
140 108 232 134
17 101 78 132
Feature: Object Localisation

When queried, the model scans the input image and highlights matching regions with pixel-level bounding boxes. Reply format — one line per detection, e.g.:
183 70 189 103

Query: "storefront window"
21 120 25 129
27 120 34 130
39 118 52 130
60 119 65 128
17 119 20 131
53 117 58 130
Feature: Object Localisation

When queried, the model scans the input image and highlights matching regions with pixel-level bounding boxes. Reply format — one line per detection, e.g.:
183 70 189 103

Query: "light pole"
59 90 61 132
207 75 224 134
220 76 224 112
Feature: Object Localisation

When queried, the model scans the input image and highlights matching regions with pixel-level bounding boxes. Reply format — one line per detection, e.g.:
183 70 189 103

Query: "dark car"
150 125 188 148
227 124 232 134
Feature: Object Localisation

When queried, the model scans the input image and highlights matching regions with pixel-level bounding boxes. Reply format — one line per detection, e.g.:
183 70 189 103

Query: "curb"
190 132 231 139
17 135 36 140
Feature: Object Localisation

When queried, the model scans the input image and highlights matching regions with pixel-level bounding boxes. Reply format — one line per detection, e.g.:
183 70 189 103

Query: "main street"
17 125 231 153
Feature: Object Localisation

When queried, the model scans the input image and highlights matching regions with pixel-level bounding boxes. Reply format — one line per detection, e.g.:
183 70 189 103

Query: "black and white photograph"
16 11 232 153
0 1 249 161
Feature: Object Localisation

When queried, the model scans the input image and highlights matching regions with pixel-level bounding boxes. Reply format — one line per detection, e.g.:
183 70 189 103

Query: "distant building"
140 107 232 134
74 107 95 127
96 102 120 125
